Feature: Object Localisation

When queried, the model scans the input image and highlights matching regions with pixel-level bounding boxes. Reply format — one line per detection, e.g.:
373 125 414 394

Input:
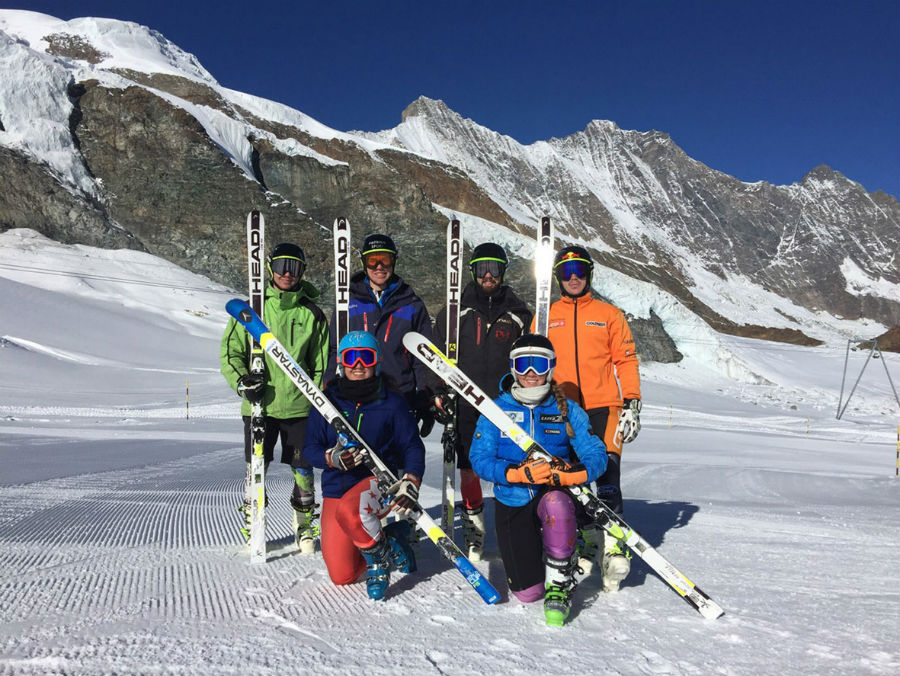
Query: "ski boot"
601 530 632 592
383 520 417 573
574 524 602 582
544 553 578 627
291 501 320 554
461 506 485 562
360 537 393 601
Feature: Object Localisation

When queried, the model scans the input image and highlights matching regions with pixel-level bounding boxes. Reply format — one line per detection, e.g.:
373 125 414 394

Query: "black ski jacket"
431 282 532 422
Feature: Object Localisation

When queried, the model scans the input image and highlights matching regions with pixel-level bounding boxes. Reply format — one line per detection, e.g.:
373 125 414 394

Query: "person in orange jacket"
543 245 642 592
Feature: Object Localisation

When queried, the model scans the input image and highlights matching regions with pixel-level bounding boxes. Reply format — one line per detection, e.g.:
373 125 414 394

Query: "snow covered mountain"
1 9 898 372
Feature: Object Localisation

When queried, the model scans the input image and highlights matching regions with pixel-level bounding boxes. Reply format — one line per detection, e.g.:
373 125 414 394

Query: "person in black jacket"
431 242 533 560
326 233 435 438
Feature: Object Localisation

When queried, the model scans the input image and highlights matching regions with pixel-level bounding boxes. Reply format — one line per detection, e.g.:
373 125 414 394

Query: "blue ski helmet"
337 331 381 376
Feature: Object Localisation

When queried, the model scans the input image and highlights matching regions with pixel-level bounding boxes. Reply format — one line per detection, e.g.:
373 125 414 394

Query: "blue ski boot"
360 538 392 601
383 519 417 573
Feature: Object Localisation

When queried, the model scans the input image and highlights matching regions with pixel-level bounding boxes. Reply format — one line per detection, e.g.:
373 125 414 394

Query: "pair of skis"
246 211 267 564
226 298 499 605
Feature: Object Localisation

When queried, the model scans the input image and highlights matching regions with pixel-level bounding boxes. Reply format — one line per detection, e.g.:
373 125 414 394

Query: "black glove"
430 389 456 426
413 390 436 438
237 373 265 403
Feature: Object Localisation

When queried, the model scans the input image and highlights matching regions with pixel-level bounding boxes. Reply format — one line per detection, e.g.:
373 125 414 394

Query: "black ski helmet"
361 233 399 259
553 245 594 296
509 333 557 381
267 242 306 282
469 242 508 281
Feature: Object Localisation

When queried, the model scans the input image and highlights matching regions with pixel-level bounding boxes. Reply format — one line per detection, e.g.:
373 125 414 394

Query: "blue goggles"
555 260 589 281
511 354 555 376
340 347 378 368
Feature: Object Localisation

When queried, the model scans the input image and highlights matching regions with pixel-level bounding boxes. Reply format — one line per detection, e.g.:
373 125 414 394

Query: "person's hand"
617 398 642 443
326 437 363 471
386 473 421 517
237 373 265 403
548 463 588 486
413 390 436 437
505 457 551 484
431 390 456 425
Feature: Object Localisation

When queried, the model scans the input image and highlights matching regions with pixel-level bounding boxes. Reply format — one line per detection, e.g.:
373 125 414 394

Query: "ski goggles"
339 347 378 369
362 252 396 269
270 257 305 277
471 259 505 279
511 354 556 376
554 259 590 281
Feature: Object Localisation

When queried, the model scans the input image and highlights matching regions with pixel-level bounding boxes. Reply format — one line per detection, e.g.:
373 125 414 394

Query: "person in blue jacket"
469 334 607 627
326 233 435 437
304 331 425 601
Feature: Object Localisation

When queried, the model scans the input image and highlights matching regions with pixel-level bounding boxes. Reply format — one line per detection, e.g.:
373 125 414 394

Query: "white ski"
441 218 462 536
333 217 351 349
533 216 554 336
402 331 726 620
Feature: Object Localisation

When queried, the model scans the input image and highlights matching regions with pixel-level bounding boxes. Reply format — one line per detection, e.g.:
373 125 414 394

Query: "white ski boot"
462 506 485 562
601 530 631 592
292 503 319 554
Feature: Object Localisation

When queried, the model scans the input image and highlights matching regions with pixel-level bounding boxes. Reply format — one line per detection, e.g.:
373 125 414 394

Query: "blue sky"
15 0 900 197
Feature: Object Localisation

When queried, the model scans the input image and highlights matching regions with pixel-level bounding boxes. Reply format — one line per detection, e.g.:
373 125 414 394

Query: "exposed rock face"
1 16 897 368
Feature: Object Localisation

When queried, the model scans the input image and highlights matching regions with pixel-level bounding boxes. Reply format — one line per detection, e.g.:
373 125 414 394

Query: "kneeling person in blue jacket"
469 334 607 626
303 331 425 601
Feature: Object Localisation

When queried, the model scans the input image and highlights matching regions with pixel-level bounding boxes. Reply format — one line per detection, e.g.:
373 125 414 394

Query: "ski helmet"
553 245 593 296
469 242 508 281
509 333 557 382
337 330 381 376
267 242 307 280
360 233 399 267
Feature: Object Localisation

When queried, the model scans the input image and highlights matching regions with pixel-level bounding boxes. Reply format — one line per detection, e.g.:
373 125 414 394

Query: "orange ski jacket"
540 294 641 411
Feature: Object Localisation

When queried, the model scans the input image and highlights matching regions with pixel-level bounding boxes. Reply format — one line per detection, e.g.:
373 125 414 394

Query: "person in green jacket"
220 242 330 553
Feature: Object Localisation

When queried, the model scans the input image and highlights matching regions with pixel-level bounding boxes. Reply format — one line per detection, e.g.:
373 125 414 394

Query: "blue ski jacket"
303 379 426 499
469 376 608 508
327 271 432 397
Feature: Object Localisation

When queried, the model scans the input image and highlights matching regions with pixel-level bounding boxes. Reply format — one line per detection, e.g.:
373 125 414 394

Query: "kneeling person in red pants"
303 331 425 600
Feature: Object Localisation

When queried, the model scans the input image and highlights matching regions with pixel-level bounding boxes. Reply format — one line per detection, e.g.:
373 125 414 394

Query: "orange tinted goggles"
363 253 396 269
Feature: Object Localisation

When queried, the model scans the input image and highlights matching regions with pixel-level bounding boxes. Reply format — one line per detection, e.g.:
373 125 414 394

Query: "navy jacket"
303 379 426 499
327 271 433 396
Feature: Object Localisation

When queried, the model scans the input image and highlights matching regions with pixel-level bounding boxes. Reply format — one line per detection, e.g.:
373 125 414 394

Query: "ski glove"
430 389 456 426
386 473 421 517
326 437 364 471
616 398 642 444
505 457 552 485
548 462 589 486
237 373 265 403
413 390 436 438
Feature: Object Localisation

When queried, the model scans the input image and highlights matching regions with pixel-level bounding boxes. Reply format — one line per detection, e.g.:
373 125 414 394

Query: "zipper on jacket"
573 300 585 408
384 314 394 343
476 317 483 346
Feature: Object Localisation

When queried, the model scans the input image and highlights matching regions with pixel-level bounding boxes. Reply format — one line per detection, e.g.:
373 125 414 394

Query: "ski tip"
225 298 251 320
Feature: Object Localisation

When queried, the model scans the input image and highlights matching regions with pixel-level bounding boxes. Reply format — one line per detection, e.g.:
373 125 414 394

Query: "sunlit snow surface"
0 229 897 676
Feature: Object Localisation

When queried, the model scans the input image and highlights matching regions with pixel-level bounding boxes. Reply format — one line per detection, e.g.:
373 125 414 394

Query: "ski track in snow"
0 424 897 676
